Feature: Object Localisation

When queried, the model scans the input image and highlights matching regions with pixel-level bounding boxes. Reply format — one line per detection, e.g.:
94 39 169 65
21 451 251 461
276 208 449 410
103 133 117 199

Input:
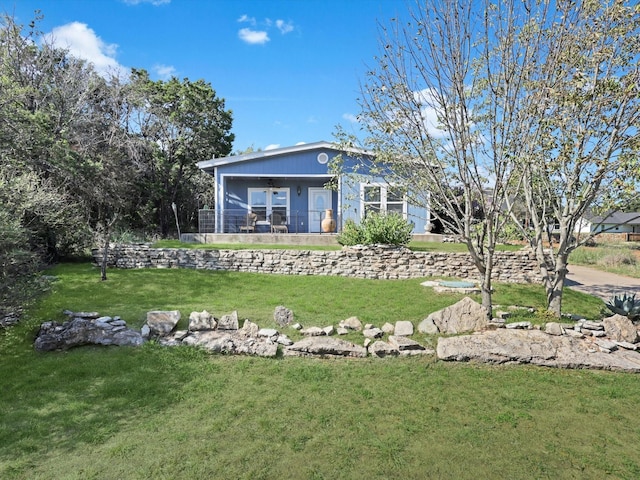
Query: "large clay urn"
321 209 336 233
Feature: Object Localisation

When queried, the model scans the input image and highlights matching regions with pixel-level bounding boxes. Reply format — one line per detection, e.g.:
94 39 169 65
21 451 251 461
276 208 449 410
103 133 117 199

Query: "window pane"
250 190 267 206
364 186 381 202
364 203 381 217
387 203 404 215
387 189 405 203
272 189 288 206
252 207 267 222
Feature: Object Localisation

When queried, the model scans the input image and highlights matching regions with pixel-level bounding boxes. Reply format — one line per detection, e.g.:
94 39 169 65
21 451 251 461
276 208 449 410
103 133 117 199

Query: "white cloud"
237 16 294 45
238 28 270 45
45 22 126 78
265 144 280 150
307 116 317 124
237 14 256 25
123 0 171 5
413 88 446 138
275 20 294 34
154 64 176 80
342 113 358 123
295 141 306 146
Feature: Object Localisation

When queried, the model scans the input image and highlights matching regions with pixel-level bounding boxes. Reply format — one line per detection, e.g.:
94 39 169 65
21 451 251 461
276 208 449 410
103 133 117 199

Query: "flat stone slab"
284 337 367 358
437 329 640 373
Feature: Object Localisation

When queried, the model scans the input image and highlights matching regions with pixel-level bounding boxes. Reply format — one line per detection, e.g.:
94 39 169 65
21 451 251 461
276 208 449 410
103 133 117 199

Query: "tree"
349 0 639 317
504 0 640 316
128 69 234 237
344 0 542 316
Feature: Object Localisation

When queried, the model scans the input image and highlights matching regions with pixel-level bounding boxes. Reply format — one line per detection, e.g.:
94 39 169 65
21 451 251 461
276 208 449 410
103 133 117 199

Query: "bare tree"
505 0 640 316
349 0 639 317
348 0 547 315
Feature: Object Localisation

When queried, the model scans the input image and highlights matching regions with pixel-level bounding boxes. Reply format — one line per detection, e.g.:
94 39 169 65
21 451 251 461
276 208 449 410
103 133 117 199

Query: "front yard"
3 263 636 479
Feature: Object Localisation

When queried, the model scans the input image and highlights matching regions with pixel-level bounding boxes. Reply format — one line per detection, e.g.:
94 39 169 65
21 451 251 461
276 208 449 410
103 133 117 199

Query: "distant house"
585 212 640 234
196 141 430 234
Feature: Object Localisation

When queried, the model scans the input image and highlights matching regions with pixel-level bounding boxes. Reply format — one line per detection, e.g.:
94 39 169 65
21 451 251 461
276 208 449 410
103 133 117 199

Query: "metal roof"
196 141 371 170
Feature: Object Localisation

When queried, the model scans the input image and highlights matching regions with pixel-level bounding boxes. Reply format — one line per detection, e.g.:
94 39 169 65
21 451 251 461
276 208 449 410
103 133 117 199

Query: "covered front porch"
180 232 443 246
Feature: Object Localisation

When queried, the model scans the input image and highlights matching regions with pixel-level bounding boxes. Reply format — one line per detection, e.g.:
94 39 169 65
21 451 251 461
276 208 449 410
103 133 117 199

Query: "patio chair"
270 212 289 233
239 212 258 233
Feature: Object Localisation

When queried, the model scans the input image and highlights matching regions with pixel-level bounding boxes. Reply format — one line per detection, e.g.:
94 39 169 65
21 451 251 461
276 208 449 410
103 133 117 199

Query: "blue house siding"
196 141 430 234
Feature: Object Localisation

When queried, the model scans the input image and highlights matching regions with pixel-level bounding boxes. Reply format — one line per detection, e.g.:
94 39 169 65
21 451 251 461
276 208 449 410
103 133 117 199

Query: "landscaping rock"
217 311 239 331
188 310 216 331
545 322 564 336
258 328 279 338
363 327 383 339
388 335 432 355
240 319 259 337
426 297 489 334
505 321 532 330
284 337 367 358
146 310 181 336
300 326 325 336
394 321 414 336
418 317 439 334
381 322 395 334
274 306 294 327
369 340 399 357
436 329 640 372
34 317 143 351
339 316 362 331
603 314 638 343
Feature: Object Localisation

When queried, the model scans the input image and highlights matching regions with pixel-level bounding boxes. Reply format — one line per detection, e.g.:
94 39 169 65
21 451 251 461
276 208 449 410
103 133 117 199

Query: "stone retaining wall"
92 244 542 284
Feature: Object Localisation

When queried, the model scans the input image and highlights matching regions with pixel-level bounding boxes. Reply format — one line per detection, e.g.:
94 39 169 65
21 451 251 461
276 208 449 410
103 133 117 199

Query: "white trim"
197 141 372 170
359 182 407 219
248 187 291 221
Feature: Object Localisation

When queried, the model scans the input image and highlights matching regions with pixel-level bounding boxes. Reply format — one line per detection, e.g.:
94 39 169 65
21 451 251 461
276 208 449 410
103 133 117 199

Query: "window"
361 184 407 218
248 188 290 222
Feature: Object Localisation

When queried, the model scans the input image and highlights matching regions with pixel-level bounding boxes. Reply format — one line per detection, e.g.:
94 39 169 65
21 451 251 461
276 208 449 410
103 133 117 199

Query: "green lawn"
2 263 637 480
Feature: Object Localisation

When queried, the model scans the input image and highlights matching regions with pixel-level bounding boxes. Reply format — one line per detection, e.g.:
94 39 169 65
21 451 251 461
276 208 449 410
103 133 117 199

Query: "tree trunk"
546 254 569 317
100 233 110 281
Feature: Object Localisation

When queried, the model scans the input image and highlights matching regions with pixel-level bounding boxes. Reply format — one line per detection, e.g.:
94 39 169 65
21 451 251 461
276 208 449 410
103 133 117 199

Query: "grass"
571 242 640 278
1 263 632 480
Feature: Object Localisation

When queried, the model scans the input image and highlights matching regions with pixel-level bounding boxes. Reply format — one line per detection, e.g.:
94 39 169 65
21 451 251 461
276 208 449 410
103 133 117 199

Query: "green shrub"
337 212 413 246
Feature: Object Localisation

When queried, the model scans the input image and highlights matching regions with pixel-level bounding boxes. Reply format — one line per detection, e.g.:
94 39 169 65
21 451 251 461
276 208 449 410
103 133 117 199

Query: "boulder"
284 337 367 358
274 305 294 327
603 314 639 343
34 318 143 351
436 329 640 372
418 317 439 335
388 335 432 355
394 321 414 336
544 322 564 336
381 322 395 334
339 316 363 331
239 319 259 337
217 311 239 331
146 310 181 336
363 327 384 339
369 340 399 357
426 297 489 334
300 326 325 336
188 310 216 331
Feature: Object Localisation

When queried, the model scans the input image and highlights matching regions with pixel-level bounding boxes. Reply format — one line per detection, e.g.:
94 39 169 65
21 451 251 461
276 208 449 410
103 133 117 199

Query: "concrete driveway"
565 264 640 301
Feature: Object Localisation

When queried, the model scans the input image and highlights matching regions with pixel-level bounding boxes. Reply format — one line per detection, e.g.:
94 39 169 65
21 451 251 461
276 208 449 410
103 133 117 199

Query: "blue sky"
4 0 410 153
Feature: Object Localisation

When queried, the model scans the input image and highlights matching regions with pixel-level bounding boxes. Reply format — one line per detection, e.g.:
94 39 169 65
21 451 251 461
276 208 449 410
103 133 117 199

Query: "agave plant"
605 294 640 322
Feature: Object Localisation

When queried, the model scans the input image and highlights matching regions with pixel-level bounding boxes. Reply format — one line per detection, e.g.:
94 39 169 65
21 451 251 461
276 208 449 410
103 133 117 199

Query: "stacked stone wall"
92 244 542 284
